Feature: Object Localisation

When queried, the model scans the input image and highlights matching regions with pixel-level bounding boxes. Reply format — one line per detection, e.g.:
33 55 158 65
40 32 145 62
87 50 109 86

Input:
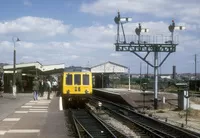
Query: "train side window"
83 74 89 85
74 74 81 85
66 74 72 85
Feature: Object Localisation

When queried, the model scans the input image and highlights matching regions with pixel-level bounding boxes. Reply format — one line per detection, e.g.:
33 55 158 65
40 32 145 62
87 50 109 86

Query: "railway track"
69 108 127 138
91 96 200 138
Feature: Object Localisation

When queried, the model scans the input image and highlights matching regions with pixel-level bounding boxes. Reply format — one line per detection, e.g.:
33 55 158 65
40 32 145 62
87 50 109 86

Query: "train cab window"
74 74 81 85
66 74 72 85
83 74 89 85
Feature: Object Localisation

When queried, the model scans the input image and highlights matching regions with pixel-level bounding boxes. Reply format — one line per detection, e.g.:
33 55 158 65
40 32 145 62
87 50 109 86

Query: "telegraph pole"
128 67 131 91
146 64 149 78
195 54 197 93
140 62 142 91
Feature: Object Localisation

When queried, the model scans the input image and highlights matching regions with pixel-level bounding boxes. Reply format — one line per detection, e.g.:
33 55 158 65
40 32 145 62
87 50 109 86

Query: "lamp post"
12 37 20 98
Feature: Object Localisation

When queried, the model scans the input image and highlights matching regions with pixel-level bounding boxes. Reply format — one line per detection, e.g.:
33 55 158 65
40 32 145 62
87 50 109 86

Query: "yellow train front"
61 67 92 108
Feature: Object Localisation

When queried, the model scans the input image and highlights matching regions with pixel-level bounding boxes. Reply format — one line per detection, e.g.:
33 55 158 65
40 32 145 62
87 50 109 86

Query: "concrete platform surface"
0 92 73 138
0 93 33 121
94 88 178 109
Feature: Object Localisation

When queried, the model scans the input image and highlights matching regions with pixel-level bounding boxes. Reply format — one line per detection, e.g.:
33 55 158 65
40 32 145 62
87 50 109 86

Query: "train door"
74 73 81 94
65 73 73 94
81 73 91 94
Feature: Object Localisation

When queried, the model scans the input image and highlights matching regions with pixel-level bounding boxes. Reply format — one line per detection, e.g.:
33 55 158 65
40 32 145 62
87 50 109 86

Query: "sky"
0 0 199 74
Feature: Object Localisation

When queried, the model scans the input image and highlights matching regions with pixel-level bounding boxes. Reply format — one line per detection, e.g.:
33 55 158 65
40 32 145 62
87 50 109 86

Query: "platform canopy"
91 61 128 74
3 62 65 75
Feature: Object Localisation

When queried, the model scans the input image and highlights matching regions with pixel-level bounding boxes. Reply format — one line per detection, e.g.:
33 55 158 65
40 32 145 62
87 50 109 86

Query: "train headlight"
85 90 89 94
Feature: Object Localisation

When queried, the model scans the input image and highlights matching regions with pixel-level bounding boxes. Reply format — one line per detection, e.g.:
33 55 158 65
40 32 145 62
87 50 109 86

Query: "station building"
2 61 128 92
91 61 128 88
3 62 64 93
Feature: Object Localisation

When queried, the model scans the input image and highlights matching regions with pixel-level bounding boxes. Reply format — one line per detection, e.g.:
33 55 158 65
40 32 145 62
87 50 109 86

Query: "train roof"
64 66 91 72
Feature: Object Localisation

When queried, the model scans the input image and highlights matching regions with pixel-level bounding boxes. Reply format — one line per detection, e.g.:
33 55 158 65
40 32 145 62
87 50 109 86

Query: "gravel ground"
145 109 200 133
190 97 200 104
86 103 139 137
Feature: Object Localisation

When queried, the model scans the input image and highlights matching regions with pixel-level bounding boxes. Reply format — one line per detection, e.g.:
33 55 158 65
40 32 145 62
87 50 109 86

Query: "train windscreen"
74 74 81 85
83 74 89 85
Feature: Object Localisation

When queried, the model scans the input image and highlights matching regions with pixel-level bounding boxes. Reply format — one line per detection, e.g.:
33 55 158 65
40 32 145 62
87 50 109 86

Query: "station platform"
93 88 178 109
0 92 73 138
0 93 33 122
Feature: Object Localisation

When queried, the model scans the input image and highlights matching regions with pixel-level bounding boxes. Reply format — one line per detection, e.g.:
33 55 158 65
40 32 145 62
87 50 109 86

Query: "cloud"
0 14 199 73
0 40 93 65
80 0 200 23
0 16 70 40
71 24 115 43
110 53 121 57
23 0 32 6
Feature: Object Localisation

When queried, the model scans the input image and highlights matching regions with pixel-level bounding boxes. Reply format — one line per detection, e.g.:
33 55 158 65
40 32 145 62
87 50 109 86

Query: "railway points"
89 96 200 138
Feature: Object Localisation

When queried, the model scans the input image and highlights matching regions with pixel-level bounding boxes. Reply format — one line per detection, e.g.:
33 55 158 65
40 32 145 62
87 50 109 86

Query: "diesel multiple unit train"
60 67 93 108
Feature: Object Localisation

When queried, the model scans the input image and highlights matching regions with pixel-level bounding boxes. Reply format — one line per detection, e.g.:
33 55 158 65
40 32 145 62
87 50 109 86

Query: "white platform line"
25 103 49 106
35 103 50 105
29 111 48 113
0 131 7 135
29 101 38 103
3 118 20 121
29 109 47 111
36 101 50 103
32 106 48 109
15 111 29 113
59 96 63 111
25 103 36 105
7 129 40 133
21 106 32 108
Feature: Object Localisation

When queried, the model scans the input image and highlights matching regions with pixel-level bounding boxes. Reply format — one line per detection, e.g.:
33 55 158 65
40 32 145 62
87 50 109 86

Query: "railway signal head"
114 12 132 24
169 20 186 32
135 23 149 36
168 20 175 33
114 16 120 24
175 26 186 30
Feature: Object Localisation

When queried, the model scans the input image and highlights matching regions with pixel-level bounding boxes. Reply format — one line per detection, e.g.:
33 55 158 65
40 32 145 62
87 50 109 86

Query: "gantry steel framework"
114 12 184 109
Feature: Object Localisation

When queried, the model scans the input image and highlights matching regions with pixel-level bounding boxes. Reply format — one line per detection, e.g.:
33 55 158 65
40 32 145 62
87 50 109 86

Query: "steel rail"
89 99 162 138
90 111 129 138
69 108 118 138
91 96 200 138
